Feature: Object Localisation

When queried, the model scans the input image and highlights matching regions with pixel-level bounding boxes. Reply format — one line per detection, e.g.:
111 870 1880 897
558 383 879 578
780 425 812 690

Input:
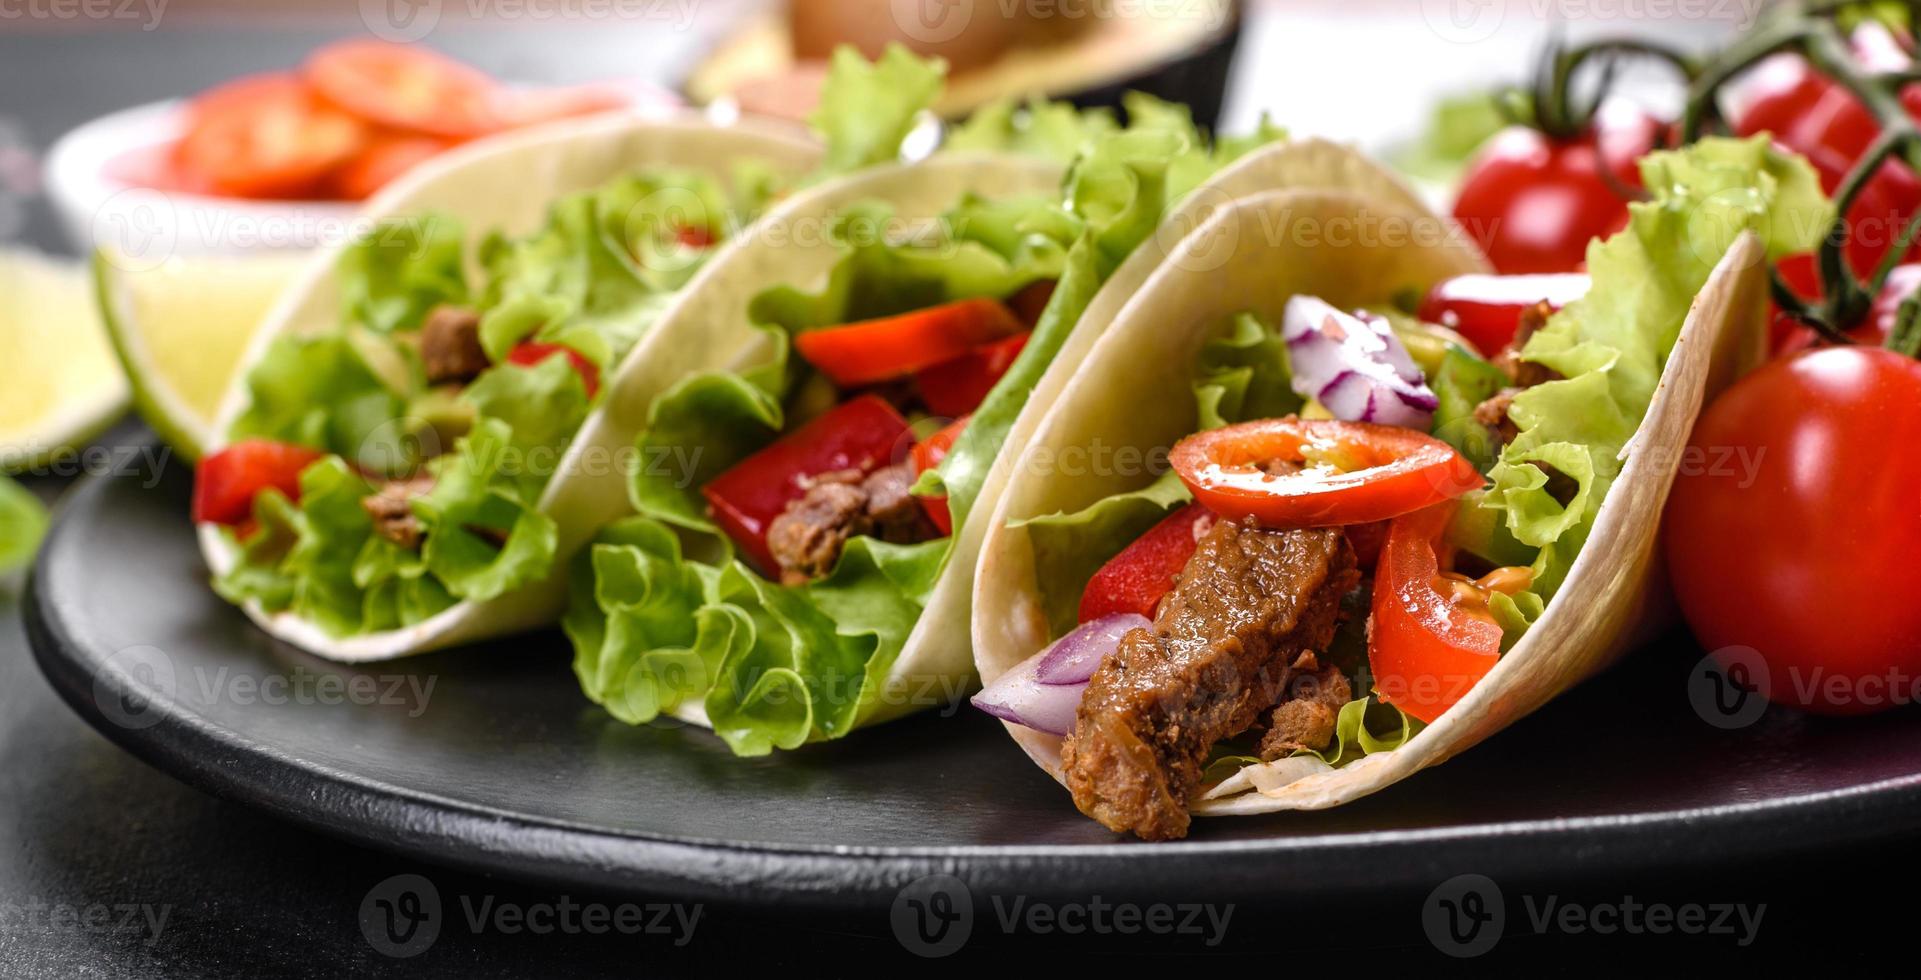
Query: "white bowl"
45 99 362 265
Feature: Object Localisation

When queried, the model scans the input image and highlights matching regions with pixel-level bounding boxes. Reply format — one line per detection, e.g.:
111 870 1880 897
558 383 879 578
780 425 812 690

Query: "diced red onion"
1034 613 1149 684
1283 296 1438 429
973 613 1149 735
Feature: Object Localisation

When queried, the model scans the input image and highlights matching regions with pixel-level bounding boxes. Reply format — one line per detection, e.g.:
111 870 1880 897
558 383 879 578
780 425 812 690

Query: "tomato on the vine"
1451 100 1662 275
1664 346 1921 715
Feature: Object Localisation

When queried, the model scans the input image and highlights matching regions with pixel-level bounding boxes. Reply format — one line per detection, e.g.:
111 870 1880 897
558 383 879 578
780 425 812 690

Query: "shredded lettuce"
571 100 1284 753
0 475 48 573
337 214 468 335
808 43 947 178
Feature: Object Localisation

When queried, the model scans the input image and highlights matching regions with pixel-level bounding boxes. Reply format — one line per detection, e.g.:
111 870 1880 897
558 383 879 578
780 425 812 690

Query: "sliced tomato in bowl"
173 73 367 199
327 132 459 200
305 40 503 139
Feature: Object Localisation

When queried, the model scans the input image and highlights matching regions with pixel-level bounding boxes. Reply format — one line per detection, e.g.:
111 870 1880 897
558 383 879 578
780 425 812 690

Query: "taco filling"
976 135 1831 839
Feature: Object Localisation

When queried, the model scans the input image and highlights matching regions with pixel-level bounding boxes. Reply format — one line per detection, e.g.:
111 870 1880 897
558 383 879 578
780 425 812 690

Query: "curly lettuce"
570 104 1284 754
0 475 48 573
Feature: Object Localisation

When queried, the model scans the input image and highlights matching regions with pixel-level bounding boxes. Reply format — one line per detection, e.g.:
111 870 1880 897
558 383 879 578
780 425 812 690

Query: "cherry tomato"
1664 346 1921 715
305 40 502 139
173 73 367 199
909 415 970 535
193 439 326 526
793 298 1024 388
1416 273 1591 355
327 132 456 201
1773 262 1920 355
1369 501 1504 724
1451 101 1661 275
1169 417 1482 529
505 341 600 398
1078 503 1217 623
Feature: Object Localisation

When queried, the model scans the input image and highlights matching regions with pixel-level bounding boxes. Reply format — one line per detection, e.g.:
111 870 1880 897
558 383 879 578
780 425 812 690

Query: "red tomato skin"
1368 501 1503 724
1078 503 1217 624
193 440 326 526
909 415 969 535
327 133 454 201
913 332 1030 418
505 342 600 398
1415 273 1591 355
1664 347 1921 715
1773 262 1919 356
304 40 502 139
173 73 367 200
1451 105 1659 275
701 394 913 575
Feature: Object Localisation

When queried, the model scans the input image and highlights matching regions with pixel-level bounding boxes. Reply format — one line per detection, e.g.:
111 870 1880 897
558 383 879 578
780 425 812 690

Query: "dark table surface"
2 10 1916 973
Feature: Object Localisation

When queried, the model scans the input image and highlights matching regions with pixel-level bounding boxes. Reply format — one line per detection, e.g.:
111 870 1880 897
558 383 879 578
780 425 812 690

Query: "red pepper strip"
506 341 600 398
1369 500 1503 724
909 415 970 536
701 394 914 574
1077 503 1217 624
1170 417 1482 529
913 332 1029 418
1415 273 1590 355
793 297 1024 387
193 439 327 526
1007 279 1058 327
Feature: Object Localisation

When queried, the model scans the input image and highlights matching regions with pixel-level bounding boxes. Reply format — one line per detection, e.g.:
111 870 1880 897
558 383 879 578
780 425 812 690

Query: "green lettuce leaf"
0 475 48 573
809 43 946 178
338 215 468 335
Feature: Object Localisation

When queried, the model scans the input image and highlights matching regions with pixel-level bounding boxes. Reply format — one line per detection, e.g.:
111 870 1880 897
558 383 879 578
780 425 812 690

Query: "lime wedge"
0 249 130 473
0 474 48 572
94 249 307 462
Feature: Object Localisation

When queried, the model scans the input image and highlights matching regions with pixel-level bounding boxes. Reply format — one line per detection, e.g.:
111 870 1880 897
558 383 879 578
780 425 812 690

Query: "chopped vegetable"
910 414 969 535
1282 296 1438 429
1416 273 1591 355
173 73 367 199
192 439 326 526
1077 502 1215 623
914 331 1030 418
793 297 1024 387
972 613 1148 735
304 40 502 139
1368 500 1504 724
506 341 600 398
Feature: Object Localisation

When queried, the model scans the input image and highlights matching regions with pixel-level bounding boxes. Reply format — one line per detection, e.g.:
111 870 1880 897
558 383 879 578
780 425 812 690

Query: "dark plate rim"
27 467 1921 908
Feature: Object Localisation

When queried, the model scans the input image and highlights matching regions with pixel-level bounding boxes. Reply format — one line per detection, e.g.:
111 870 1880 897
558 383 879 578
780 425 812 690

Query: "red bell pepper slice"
909 415 970 535
193 439 327 526
1077 503 1218 623
793 297 1023 388
1415 273 1590 355
913 332 1029 418
1169 417 1482 529
701 394 913 574
1368 501 1510 724
506 341 600 398
1007 279 1057 327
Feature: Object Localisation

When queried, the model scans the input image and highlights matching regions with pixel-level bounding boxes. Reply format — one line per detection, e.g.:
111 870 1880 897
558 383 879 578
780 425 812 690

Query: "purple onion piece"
1034 613 1150 684
1282 295 1438 430
971 657 1085 736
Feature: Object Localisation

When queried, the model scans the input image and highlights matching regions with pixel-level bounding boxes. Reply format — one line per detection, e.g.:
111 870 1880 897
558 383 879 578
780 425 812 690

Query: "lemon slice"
0 248 130 473
94 249 307 462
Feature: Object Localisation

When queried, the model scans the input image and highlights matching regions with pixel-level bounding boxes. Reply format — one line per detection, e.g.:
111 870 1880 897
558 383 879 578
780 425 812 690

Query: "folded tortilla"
970 186 1771 816
197 114 827 660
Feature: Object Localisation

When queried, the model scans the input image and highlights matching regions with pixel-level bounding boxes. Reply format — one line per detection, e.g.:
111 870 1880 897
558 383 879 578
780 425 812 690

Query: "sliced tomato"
1368 501 1503 724
1415 273 1591 355
193 439 327 526
1077 503 1217 623
794 298 1024 388
491 83 633 128
909 415 970 535
701 394 913 574
173 73 367 199
675 223 717 249
506 341 600 398
305 40 501 139
328 132 455 200
914 332 1029 418
1169 417 1482 529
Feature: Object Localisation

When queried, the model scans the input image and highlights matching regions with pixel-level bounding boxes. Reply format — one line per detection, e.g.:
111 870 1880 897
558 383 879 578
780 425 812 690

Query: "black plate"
27 448 1921 909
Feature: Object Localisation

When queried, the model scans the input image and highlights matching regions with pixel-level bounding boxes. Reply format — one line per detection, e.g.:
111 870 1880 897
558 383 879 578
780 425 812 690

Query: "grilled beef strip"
1060 518 1360 840
765 461 940 586
1258 651 1353 759
420 305 490 385
1474 300 1565 448
361 474 438 549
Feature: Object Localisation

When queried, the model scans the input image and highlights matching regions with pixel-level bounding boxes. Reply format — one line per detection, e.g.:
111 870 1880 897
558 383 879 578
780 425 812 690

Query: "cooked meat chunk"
1493 300 1560 388
1060 518 1360 840
361 475 436 549
765 462 939 586
420 305 489 385
1473 387 1522 445
1259 652 1353 759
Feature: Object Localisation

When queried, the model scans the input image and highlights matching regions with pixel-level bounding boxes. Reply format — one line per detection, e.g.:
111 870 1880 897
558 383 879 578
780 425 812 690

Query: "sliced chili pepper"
1369 500 1508 724
1077 503 1217 623
1169 417 1482 529
793 297 1023 388
913 332 1029 418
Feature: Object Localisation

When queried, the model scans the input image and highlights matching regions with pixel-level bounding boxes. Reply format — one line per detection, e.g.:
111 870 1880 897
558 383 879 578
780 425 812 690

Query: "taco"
969 136 1829 839
192 49 958 659
562 111 1487 755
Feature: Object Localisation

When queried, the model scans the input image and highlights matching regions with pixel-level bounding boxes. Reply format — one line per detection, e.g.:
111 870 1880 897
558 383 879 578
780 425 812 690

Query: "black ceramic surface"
27 449 1921 911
